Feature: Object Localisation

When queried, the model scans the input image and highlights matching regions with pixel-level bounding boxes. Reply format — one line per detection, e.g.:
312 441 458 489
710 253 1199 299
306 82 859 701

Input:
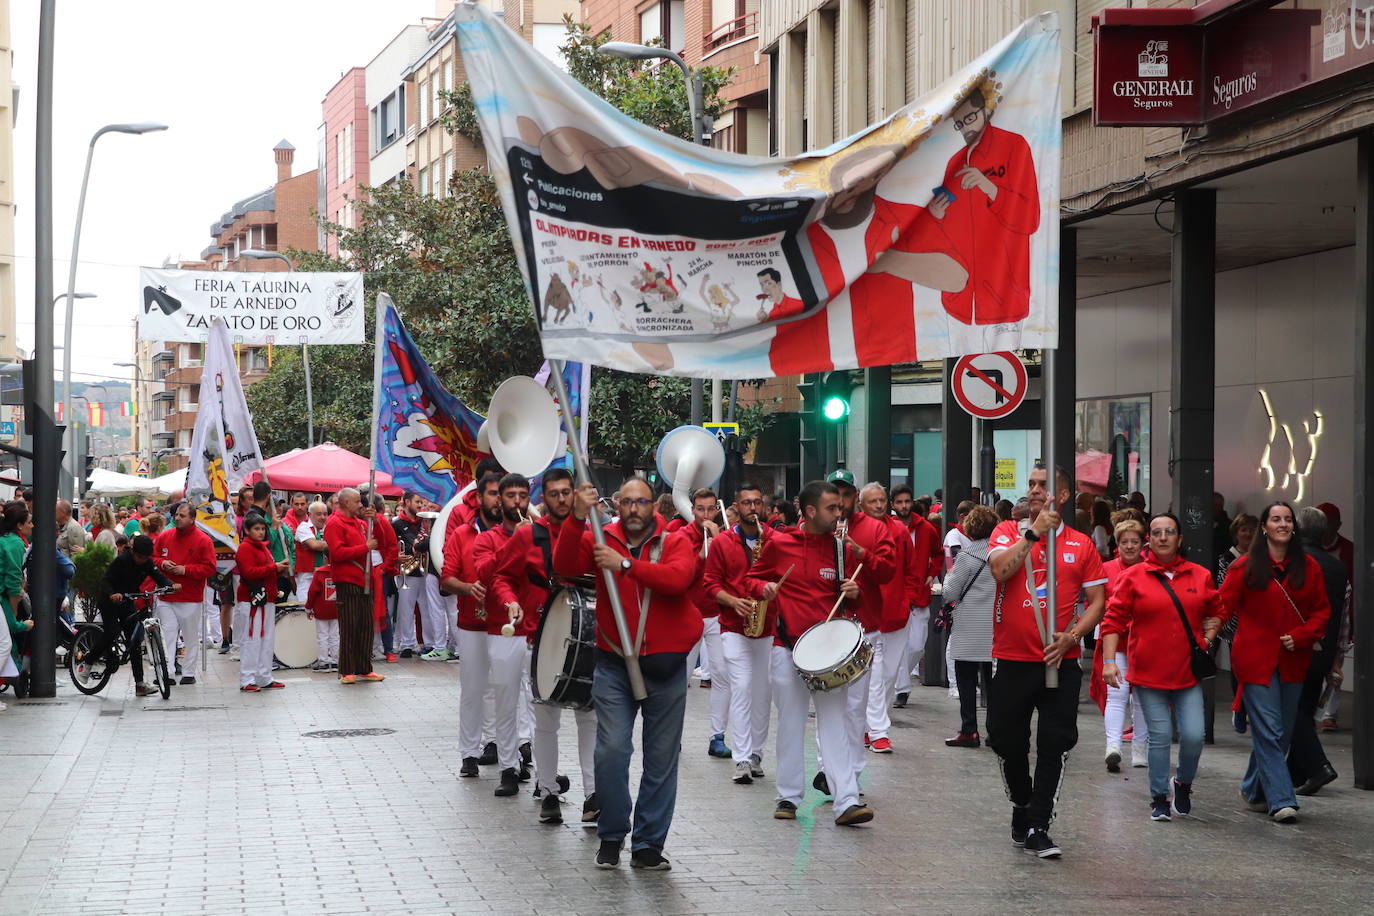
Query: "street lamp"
240 248 314 448
597 42 721 423
113 360 152 478
62 121 168 499
53 292 94 496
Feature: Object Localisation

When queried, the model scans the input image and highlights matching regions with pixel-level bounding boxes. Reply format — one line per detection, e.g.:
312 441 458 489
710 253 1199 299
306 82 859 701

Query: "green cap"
826 469 856 487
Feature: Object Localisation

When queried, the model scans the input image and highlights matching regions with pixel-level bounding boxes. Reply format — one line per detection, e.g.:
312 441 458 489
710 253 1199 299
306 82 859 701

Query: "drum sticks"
825 563 863 623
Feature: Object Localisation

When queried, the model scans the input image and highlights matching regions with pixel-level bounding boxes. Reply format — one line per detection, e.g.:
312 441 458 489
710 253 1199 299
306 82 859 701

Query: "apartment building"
0 2 16 362
320 67 369 254
367 24 430 190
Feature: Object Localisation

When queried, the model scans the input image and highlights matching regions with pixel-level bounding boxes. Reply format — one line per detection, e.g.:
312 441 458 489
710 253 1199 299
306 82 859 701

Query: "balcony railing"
703 11 757 53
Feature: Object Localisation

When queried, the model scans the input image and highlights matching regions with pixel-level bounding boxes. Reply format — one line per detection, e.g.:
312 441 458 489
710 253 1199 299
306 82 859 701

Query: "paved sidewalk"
3 652 1373 915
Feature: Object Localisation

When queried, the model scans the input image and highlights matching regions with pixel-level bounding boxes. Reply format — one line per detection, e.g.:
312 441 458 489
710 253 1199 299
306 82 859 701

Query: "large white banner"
138 268 364 345
187 320 268 551
456 5 1061 378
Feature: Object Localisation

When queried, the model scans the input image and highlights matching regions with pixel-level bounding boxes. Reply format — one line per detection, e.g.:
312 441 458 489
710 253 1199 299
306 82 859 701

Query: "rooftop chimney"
273 139 296 183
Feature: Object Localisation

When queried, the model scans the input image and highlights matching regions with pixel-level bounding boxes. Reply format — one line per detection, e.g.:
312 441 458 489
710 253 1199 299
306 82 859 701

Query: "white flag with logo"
187 320 266 550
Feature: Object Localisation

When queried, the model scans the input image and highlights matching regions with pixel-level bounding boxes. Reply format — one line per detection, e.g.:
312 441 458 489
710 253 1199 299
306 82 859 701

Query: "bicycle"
69 586 177 699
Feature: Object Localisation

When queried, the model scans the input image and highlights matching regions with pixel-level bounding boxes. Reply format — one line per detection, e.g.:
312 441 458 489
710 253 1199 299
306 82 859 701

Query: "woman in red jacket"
1101 513 1222 821
236 514 288 692
1217 501 1330 823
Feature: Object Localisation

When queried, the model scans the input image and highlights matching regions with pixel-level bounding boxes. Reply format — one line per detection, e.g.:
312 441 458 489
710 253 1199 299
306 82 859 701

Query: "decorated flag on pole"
455 4 1061 378
87 403 105 426
187 319 268 552
373 299 488 505
54 401 63 422
534 359 590 453
119 401 133 417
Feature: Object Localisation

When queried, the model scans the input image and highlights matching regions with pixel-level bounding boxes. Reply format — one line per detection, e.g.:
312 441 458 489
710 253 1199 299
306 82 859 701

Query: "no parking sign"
951 352 1028 420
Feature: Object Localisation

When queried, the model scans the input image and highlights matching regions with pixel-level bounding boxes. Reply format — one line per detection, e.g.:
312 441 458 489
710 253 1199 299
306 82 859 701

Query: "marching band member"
419 500 457 661
153 501 217 686
554 476 698 871
294 501 334 670
860 483 917 753
489 468 599 825
475 473 537 797
890 486 942 707
824 471 894 782
392 491 439 657
442 472 502 776
986 465 1107 859
675 488 733 762
745 480 874 826
703 483 775 786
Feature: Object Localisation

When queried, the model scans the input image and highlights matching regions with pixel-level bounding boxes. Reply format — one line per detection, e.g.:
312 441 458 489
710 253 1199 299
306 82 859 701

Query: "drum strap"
527 524 555 592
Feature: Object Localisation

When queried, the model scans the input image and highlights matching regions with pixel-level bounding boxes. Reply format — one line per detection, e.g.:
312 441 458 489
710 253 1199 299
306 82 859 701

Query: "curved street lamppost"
240 248 314 447
595 42 722 423
54 292 95 495
62 121 168 499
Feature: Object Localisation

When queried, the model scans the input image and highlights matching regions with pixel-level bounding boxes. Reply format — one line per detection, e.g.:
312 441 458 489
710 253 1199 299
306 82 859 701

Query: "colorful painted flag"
373 300 488 506
533 359 590 453
119 401 133 417
87 403 104 426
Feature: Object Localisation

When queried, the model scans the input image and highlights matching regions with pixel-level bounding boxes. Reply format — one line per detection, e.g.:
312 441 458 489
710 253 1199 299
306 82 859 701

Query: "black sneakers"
519 741 533 766
596 840 621 869
1150 795 1172 821
478 742 497 765
582 792 600 824
774 800 798 820
630 848 671 870
494 767 520 797
834 804 874 827
893 692 909 709
459 757 479 778
1173 779 1193 816
812 771 831 796
179 676 196 686
1022 829 1061 858
539 792 562 824
1010 804 1029 847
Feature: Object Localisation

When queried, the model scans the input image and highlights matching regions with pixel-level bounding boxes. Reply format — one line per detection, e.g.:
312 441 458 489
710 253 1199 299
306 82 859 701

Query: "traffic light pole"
29 0 59 697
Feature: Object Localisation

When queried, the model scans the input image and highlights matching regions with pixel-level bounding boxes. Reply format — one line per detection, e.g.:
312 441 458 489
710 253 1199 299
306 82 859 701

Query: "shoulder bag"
1274 578 1322 653
1149 570 1217 681
937 551 987 633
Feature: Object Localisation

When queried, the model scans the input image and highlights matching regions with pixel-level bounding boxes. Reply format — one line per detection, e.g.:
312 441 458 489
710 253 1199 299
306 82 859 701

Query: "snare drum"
791 618 872 691
532 588 597 710
273 603 317 669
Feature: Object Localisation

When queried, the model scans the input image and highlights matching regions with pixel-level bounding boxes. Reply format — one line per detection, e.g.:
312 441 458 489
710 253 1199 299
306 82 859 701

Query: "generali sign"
1093 3 1374 127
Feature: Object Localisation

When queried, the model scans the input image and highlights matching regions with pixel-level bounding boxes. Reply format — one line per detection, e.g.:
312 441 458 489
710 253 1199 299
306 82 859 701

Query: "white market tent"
85 468 177 499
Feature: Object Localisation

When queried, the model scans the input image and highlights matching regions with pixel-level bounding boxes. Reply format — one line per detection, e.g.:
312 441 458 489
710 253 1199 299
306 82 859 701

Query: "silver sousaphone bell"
654 425 726 521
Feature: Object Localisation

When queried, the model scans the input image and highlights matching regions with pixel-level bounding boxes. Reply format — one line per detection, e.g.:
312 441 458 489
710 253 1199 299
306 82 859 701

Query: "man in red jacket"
891 485 941 707
153 501 218 686
441 472 501 777
986 465 1107 859
476 473 538 798
860 484 917 753
489 468 597 825
745 480 873 827
703 483 774 786
554 476 698 871
675 488 732 765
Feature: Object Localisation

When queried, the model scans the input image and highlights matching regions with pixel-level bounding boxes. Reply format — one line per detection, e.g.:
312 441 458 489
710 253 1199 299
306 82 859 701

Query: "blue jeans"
1241 671 1303 813
1134 684 1204 799
592 654 689 852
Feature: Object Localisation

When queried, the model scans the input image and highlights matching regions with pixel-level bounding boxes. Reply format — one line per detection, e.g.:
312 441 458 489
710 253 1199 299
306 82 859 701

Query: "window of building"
243 348 268 372
443 152 453 196
376 87 404 152
419 80 431 128
1075 394 1152 504
430 71 441 122
419 166 430 197
639 0 685 50
336 122 354 186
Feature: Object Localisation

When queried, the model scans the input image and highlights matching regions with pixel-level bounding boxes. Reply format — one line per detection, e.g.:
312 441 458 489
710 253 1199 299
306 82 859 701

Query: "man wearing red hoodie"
555 476 698 872
153 501 218 686
860 483 918 753
745 480 875 827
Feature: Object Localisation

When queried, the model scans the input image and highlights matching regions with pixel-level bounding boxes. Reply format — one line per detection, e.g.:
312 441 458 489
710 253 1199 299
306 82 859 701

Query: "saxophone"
744 536 768 638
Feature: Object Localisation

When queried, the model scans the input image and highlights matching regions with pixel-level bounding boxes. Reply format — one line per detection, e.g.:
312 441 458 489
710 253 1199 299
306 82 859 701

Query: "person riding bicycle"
91 534 180 696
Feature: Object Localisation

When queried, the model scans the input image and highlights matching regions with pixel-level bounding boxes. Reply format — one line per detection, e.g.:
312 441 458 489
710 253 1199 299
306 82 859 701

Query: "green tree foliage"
249 20 772 472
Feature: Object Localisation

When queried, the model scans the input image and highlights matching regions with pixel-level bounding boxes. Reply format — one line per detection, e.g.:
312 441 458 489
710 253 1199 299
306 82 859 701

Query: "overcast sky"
10 0 438 387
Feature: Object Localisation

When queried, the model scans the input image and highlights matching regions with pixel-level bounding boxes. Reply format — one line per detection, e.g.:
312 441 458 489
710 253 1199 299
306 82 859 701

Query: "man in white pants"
745 480 877 826
392 491 442 656
890 491 943 705
859 484 916 754
152 502 218 686
705 484 774 783
676 489 733 763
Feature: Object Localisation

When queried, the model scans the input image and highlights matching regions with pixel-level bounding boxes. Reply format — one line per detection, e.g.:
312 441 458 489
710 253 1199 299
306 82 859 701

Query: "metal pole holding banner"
1042 348 1058 689
364 295 389 595
549 358 648 701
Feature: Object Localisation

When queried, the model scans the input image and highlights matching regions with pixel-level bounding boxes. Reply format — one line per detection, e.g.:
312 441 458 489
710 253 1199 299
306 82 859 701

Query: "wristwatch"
620 557 632 572
1023 529 1040 543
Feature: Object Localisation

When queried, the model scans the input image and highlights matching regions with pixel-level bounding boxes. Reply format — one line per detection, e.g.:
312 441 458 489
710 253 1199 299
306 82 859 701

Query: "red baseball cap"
1317 502 1341 527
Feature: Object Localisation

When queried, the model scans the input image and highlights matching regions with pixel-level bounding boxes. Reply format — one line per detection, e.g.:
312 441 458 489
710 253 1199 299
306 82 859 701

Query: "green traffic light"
821 396 850 421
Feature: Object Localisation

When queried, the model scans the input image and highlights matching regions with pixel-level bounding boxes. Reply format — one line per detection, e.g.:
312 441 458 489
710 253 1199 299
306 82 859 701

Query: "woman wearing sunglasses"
1100 513 1222 821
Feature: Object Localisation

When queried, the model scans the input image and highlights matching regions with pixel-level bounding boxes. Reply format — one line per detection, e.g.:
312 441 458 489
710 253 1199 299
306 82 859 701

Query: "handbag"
1274 579 1322 653
938 553 988 633
1149 571 1217 681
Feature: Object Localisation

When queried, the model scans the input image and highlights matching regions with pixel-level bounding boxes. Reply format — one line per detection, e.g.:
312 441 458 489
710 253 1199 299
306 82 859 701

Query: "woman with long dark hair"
1217 501 1330 822
1102 513 1222 820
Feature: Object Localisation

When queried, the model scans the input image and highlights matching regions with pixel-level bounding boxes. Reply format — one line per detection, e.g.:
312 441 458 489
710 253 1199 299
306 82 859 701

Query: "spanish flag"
87 402 105 427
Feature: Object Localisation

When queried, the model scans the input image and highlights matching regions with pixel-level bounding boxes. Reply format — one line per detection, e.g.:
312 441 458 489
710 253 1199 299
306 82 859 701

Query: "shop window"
1075 394 1151 504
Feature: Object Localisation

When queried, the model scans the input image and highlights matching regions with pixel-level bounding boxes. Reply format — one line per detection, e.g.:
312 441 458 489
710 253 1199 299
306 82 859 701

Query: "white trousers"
422 576 456 652
845 639 874 776
772 644 862 812
315 618 339 663
488 634 529 769
903 605 930 687
457 627 490 758
533 702 597 796
231 601 248 649
158 600 203 676
685 616 730 734
295 572 314 603
237 602 276 687
203 601 222 644
1104 651 1149 752
721 631 772 762
392 576 428 648
866 625 908 740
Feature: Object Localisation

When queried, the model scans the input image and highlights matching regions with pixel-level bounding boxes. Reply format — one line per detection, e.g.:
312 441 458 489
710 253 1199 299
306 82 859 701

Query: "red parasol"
245 443 402 497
